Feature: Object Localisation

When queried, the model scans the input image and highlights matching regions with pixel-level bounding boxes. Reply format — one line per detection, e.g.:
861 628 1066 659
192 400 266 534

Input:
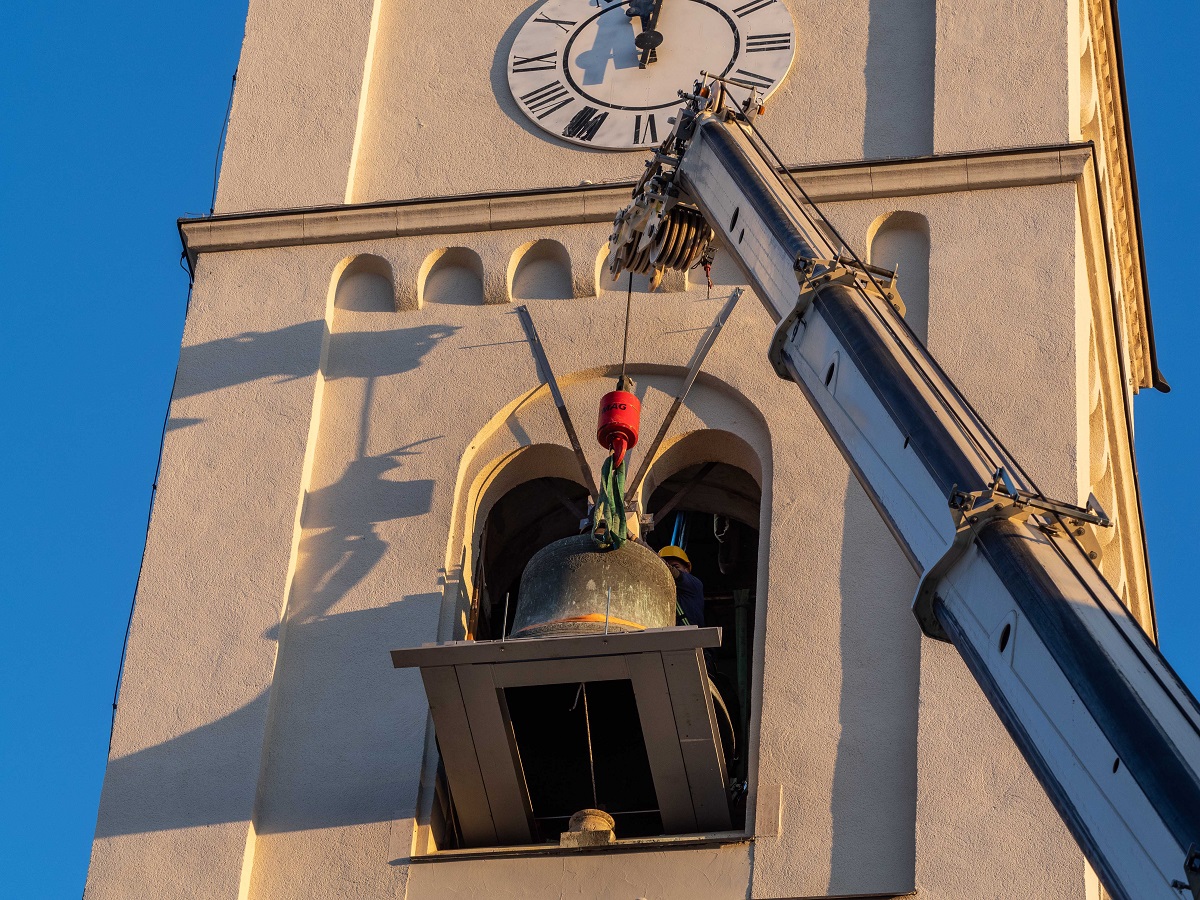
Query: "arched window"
640 432 763 815
472 475 590 640
412 399 769 855
868 211 931 342
333 254 395 312
419 247 485 306
510 239 574 301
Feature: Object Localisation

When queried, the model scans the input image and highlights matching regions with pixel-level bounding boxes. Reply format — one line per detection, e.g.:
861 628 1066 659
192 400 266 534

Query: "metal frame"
393 627 732 849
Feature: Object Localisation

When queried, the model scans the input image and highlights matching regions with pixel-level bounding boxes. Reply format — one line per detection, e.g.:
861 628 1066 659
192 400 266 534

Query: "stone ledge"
180 144 1093 263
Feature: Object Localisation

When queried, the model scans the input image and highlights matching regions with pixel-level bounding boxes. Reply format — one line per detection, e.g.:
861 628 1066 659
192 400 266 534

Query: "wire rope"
734 112 1049 497
620 271 633 385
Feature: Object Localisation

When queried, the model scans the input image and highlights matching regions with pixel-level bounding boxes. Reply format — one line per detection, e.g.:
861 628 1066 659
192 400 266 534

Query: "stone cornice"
179 144 1092 265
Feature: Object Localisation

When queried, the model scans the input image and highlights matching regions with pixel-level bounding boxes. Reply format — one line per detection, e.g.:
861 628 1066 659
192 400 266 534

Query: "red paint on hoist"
597 390 640 466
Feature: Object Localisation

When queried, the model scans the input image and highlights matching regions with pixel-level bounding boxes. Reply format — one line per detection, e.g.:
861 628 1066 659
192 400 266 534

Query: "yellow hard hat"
658 545 691 568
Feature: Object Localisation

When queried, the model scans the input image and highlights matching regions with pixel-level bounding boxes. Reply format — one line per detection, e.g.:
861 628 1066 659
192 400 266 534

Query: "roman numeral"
512 51 559 73
733 0 776 16
747 32 791 52
533 12 577 31
562 106 609 141
734 68 773 89
633 113 658 144
521 81 574 119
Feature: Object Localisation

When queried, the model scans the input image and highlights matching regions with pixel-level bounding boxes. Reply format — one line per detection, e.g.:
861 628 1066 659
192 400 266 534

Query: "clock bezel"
507 0 796 150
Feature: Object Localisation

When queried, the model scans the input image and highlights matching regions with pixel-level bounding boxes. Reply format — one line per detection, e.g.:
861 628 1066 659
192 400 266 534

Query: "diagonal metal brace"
627 288 743 496
515 305 599 500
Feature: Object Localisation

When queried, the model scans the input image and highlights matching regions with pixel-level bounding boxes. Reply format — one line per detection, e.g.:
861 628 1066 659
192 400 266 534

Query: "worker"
658 546 705 627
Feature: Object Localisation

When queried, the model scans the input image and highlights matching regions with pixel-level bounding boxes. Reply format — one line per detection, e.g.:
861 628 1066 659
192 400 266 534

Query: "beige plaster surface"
406 844 751 898
211 0 1077 213
88 173 1105 899
214 0 376 212
933 0 1072 154
85 249 334 898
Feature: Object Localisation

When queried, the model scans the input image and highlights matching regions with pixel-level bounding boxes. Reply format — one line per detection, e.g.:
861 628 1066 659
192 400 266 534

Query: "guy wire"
736 112 1044 494
620 271 634 384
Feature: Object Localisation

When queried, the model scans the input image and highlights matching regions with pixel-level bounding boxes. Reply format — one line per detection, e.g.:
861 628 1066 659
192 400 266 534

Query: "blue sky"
1 3 1195 896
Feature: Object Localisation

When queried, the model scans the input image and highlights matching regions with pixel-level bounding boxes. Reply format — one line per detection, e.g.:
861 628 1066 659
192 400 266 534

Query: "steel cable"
735 112 1048 496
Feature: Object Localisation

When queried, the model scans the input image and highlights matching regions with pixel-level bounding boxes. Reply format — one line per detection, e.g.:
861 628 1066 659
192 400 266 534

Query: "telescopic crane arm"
606 77 1200 900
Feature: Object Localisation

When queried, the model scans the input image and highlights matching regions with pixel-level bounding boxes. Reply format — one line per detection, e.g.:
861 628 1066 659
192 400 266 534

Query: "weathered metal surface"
510 535 675 638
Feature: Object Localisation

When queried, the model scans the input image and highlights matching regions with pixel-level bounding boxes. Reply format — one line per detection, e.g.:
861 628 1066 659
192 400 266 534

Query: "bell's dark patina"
511 535 675 638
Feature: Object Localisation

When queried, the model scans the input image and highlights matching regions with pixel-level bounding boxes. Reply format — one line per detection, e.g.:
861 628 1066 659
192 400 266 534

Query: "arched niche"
509 239 574 301
333 254 395 312
868 211 931 342
595 243 654 294
419 247 485 306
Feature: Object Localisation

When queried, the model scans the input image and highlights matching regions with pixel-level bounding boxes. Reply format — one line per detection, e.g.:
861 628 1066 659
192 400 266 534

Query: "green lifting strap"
590 454 629 550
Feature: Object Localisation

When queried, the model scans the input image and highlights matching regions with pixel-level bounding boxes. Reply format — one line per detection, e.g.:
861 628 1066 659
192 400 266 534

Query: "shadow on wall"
94 597 439 838
97 271 468 839
827 477 920 894
171 322 458 399
864 0 935 158
97 434 445 837
98 380 449 840
295 438 440 627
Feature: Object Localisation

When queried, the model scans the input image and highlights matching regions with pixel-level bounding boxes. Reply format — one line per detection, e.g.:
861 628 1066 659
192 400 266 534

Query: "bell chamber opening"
401 456 762 853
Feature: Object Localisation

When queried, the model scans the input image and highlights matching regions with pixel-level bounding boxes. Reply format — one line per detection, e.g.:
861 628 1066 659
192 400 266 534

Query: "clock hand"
626 0 664 68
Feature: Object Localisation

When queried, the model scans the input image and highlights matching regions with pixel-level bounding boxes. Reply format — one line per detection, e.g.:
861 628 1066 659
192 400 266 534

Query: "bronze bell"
510 534 675 638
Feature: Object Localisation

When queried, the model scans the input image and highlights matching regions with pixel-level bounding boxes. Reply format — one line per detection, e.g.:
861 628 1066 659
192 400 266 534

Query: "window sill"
407 831 752 863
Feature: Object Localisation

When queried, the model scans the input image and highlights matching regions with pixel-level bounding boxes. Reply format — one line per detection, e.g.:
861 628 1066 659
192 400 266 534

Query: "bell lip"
510 614 649 638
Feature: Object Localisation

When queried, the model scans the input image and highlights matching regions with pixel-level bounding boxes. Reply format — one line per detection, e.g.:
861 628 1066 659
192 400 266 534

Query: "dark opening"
645 461 761 822
506 680 662 839
430 465 756 850
472 476 590 640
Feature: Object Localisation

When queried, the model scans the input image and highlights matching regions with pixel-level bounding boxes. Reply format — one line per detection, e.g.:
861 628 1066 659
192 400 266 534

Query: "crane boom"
607 79 1200 900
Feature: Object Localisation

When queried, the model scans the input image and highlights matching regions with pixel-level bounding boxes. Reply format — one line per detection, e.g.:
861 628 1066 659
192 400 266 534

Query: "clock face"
508 0 796 150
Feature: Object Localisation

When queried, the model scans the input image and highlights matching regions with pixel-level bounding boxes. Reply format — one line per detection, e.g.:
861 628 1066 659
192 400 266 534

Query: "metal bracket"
1172 843 1200 897
912 468 1113 641
768 263 906 380
1186 843 1200 898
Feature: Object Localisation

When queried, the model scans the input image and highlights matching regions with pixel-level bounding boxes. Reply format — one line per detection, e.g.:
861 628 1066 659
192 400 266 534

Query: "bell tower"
86 1 1163 898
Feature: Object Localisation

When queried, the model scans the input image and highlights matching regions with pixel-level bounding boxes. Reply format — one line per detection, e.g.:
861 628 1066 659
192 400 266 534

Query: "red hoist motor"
597 387 640 466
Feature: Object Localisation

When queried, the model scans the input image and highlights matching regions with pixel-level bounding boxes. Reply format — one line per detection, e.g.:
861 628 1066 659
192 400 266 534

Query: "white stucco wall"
89 174 1093 899
84 0 1139 892
212 0 1075 213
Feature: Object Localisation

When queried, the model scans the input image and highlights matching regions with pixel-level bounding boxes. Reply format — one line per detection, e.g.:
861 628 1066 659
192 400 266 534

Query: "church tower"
86 0 1162 897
